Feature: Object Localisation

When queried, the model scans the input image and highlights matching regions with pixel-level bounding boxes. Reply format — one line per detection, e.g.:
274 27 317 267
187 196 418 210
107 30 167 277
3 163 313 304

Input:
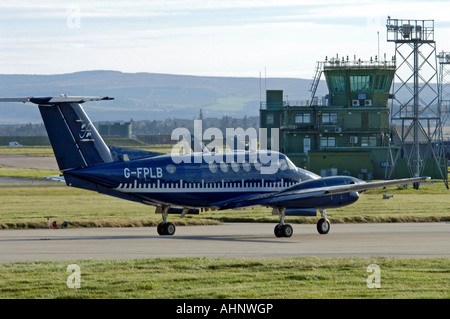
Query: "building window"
320 137 336 147
322 113 338 124
328 75 346 93
266 113 274 125
374 74 393 92
349 136 358 144
295 113 311 124
350 75 373 93
361 136 377 147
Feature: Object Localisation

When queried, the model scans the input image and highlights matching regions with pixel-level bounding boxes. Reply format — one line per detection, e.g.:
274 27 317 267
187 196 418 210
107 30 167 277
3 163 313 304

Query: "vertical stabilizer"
39 102 113 170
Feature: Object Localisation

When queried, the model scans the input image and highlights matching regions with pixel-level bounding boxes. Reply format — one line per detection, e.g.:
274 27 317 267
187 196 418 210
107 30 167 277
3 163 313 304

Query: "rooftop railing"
323 58 395 70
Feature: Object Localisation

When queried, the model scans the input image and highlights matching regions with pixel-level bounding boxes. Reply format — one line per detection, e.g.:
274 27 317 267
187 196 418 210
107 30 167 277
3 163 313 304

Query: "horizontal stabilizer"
0 96 114 104
44 175 65 182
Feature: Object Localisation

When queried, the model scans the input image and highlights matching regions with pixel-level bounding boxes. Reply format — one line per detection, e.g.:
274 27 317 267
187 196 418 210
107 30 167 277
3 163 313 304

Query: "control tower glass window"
374 74 393 92
350 75 373 93
328 75 346 93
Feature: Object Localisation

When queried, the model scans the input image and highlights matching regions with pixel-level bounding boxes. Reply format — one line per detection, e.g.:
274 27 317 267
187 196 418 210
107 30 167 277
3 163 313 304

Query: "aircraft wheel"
281 224 293 237
274 225 283 237
164 222 176 236
317 218 330 235
157 223 164 235
157 222 176 236
274 224 293 237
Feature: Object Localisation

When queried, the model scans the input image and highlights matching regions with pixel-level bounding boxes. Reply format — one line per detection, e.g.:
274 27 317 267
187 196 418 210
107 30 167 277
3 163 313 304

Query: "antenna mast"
386 17 448 188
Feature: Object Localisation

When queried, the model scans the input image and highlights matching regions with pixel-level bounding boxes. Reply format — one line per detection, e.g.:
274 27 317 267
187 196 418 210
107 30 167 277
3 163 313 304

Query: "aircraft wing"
213 176 430 209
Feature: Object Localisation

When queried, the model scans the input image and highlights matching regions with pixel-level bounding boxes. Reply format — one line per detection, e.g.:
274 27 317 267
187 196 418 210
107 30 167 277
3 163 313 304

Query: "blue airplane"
0 96 428 237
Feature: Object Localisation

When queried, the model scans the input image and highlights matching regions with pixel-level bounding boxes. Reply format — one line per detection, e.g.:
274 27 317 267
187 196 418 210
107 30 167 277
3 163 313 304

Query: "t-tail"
0 96 114 171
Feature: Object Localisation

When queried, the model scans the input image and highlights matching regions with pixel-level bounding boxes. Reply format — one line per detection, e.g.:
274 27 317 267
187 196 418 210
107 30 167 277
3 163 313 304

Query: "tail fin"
0 96 114 170
39 102 113 170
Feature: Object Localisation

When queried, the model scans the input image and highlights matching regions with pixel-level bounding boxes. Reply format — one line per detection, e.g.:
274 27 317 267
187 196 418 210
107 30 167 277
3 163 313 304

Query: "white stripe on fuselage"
114 178 300 193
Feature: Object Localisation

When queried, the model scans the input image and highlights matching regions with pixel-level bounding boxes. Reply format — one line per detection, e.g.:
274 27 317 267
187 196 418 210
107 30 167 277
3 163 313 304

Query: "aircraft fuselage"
65 150 360 210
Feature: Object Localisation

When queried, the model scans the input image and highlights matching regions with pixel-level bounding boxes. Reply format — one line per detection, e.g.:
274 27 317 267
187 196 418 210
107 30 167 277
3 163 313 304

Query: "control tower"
260 55 396 179
322 55 395 108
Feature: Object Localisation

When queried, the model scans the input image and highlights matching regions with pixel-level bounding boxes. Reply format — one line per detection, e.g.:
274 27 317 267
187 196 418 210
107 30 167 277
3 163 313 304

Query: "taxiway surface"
0 222 448 263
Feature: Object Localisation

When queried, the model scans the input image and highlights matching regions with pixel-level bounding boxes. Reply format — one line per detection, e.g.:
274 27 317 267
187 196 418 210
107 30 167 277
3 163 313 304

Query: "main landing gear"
274 208 293 238
157 207 176 236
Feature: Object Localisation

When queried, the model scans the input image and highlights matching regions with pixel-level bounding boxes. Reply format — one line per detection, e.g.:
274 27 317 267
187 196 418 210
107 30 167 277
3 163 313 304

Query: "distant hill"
0 71 326 124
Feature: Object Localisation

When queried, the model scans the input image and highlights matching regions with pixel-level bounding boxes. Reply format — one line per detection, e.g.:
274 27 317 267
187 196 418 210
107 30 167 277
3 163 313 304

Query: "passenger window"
220 162 228 173
209 162 217 173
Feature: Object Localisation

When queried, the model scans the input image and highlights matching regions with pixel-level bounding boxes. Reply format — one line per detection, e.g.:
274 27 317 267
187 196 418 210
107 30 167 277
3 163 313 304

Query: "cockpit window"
283 156 297 171
300 168 320 179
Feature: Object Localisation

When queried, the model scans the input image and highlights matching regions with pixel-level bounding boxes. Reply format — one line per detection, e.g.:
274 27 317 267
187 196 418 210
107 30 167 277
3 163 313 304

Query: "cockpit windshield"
299 167 321 179
285 156 297 171
278 154 297 171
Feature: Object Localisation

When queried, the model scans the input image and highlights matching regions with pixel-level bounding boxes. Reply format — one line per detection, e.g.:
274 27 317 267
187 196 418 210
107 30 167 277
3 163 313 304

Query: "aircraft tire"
157 223 164 235
317 218 330 235
157 222 176 236
164 222 176 236
274 224 293 237
274 225 283 237
281 224 293 237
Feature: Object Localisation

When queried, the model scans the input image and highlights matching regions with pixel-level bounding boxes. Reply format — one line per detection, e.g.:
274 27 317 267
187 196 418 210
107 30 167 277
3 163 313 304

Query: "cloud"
1 0 450 76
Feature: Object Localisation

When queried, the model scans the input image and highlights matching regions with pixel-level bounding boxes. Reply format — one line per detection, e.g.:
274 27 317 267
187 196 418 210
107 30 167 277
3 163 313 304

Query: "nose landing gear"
317 210 330 234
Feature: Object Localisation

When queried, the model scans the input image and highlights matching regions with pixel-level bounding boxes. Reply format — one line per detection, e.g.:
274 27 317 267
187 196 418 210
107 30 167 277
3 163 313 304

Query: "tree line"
0 116 260 137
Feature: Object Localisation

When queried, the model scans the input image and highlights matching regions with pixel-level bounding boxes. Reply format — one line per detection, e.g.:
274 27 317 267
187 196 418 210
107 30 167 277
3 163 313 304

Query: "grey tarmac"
0 222 448 263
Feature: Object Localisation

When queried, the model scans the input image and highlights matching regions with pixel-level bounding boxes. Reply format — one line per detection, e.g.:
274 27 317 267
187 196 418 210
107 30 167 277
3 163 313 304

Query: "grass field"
0 146 55 157
0 257 448 299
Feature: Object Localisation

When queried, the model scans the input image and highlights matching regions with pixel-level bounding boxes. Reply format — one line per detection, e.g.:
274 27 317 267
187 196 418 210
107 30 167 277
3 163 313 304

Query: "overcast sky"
1 0 450 78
